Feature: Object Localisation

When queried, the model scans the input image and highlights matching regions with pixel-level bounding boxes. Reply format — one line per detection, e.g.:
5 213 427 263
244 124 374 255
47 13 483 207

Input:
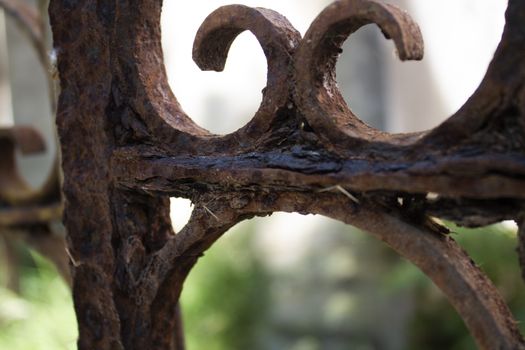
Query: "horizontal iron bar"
112 147 525 200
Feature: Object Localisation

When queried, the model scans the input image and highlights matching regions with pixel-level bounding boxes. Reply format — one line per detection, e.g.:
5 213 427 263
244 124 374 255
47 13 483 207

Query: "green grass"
0 248 77 350
180 225 270 350
0 225 269 350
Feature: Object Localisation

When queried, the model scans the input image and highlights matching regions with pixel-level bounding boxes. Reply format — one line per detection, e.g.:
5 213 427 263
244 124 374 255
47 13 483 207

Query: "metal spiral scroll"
50 0 525 348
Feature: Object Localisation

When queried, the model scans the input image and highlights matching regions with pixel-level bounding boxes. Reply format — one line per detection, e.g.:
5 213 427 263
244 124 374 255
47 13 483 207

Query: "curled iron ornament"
190 1 425 152
295 0 424 150
193 5 300 145
50 0 525 349
150 0 425 154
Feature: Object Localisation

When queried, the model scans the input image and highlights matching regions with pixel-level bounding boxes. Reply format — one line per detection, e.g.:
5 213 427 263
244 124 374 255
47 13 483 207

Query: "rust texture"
0 0 68 283
48 0 525 349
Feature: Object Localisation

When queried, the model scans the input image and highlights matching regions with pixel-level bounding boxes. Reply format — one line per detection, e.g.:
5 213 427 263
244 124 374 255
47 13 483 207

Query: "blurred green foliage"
407 223 525 350
0 222 523 349
0 243 77 349
181 223 270 350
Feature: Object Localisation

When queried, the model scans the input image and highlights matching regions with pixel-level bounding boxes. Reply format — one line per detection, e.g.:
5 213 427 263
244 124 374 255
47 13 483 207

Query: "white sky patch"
501 220 519 233
170 197 194 233
409 0 506 116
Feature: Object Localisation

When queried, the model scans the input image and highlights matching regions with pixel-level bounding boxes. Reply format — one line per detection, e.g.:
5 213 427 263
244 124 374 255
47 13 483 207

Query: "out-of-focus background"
0 1 522 349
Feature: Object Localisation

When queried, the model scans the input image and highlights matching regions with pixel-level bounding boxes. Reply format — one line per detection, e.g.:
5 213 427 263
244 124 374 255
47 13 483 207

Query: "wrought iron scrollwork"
48 0 525 348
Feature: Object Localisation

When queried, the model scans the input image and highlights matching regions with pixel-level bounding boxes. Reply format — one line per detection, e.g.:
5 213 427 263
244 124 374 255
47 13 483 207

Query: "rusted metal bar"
50 0 525 349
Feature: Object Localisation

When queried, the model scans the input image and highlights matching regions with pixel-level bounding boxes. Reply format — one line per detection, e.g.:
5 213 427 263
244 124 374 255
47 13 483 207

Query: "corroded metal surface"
49 0 525 349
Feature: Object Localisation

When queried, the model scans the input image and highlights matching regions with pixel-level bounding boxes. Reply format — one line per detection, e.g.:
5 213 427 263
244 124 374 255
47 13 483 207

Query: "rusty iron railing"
11 0 521 348
0 0 68 285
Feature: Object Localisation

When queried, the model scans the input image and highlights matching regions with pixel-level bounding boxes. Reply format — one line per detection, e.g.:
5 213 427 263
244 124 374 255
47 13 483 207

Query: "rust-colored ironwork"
49 0 525 349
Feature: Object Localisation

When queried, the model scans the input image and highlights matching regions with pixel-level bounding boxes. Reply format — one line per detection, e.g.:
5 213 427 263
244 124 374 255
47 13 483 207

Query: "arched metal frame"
49 0 525 349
